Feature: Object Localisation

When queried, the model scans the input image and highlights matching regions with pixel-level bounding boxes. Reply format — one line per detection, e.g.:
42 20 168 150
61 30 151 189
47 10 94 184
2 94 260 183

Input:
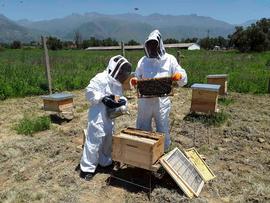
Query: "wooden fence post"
121 41 125 57
41 36 52 95
177 50 181 65
268 78 270 93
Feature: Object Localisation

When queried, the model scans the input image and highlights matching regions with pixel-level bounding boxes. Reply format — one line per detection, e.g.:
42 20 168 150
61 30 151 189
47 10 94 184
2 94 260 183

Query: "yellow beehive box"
207 74 228 95
41 93 74 112
112 128 164 170
190 83 220 114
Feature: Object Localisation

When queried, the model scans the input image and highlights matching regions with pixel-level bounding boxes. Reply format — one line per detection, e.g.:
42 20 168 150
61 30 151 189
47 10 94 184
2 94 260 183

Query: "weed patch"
219 97 235 106
14 115 51 135
184 111 229 126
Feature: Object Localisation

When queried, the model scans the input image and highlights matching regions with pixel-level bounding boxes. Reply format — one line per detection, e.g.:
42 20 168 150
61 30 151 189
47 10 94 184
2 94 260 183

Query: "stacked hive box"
206 74 228 95
190 83 220 114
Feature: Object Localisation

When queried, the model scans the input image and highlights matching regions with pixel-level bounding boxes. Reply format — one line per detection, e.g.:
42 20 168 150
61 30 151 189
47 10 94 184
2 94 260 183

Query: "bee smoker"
108 105 130 119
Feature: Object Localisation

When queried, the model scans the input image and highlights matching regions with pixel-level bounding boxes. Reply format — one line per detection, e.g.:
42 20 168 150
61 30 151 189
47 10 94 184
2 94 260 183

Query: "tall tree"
229 18 270 52
74 31 82 49
11 41 22 49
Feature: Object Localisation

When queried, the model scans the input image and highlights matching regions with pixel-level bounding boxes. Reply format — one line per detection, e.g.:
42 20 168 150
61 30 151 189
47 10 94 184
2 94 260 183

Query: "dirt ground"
0 87 269 203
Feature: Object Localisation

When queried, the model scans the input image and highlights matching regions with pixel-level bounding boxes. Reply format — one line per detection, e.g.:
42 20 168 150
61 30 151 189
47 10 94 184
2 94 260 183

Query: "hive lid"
116 133 157 145
160 148 204 198
207 74 228 79
191 83 220 92
122 127 164 140
41 92 74 101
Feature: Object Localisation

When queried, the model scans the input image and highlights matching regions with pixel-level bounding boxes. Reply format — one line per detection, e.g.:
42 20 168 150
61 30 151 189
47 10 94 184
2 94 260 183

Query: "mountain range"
0 12 258 43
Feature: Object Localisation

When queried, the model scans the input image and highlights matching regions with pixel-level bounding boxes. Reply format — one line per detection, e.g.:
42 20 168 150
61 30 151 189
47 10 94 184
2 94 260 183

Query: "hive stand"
206 74 228 96
107 160 162 200
190 83 221 114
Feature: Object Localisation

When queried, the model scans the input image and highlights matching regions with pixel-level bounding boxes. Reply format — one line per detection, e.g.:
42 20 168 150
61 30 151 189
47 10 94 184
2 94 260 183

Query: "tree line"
0 18 269 52
0 37 140 50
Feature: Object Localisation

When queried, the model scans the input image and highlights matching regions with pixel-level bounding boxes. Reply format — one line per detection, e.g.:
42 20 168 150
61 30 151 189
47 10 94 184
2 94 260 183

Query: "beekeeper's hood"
144 30 166 59
106 55 132 84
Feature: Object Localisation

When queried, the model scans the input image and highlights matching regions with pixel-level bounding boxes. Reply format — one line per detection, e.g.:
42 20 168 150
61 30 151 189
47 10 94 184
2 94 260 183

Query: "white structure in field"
86 43 201 51
187 43 201 50
165 43 201 50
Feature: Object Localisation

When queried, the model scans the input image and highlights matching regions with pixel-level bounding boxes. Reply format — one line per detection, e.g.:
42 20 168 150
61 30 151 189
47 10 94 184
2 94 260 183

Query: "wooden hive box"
41 93 74 112
112 128 164 170
190 83 220 114
207 74 228 95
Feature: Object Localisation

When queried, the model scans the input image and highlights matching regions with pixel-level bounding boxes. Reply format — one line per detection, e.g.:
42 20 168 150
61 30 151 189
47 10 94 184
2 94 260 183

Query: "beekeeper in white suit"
79 55 132 181
131 30 187 151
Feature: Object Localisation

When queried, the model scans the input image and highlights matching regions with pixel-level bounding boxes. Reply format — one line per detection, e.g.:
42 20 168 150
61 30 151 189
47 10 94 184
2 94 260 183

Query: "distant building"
213 45 221 51
165 43 200 50
85 43 200 51
187 43 200 50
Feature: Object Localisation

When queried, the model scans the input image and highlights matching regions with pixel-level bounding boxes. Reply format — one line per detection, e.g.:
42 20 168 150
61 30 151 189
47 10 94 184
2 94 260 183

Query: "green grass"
218 97 235 106
14 115 51 135
0 48 270 100
184 111 229 126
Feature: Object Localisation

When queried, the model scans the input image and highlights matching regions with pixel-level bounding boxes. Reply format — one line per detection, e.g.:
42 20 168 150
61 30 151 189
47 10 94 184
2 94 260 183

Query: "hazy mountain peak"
0 14 42 42
1 12 239 43
239 19 257 27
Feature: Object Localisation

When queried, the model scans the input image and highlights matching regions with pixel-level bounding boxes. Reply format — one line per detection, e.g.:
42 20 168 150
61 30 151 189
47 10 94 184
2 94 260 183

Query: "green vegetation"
184 111 229 126
229 18 270 52
218 97 235 106
0 48 270 100
175 49 270 94
81 37 119 49
14 115 51 135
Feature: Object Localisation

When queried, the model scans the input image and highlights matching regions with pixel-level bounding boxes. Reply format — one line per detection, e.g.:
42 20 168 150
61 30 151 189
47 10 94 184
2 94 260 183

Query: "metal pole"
121 41 125 57
41 36 52 95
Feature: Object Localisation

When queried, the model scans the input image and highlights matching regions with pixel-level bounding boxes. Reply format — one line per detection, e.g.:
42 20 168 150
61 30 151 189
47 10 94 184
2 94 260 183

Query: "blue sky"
0 0 269 24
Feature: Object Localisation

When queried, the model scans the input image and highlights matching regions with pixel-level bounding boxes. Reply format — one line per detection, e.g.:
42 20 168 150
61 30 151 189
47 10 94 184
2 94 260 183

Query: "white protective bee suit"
135 30 187 150
80 55 130 173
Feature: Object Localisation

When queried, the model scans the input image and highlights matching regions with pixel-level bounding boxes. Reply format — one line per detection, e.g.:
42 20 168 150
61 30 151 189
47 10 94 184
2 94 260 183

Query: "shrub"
14 115 51 135
11 41 22 49
125 40 140 46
